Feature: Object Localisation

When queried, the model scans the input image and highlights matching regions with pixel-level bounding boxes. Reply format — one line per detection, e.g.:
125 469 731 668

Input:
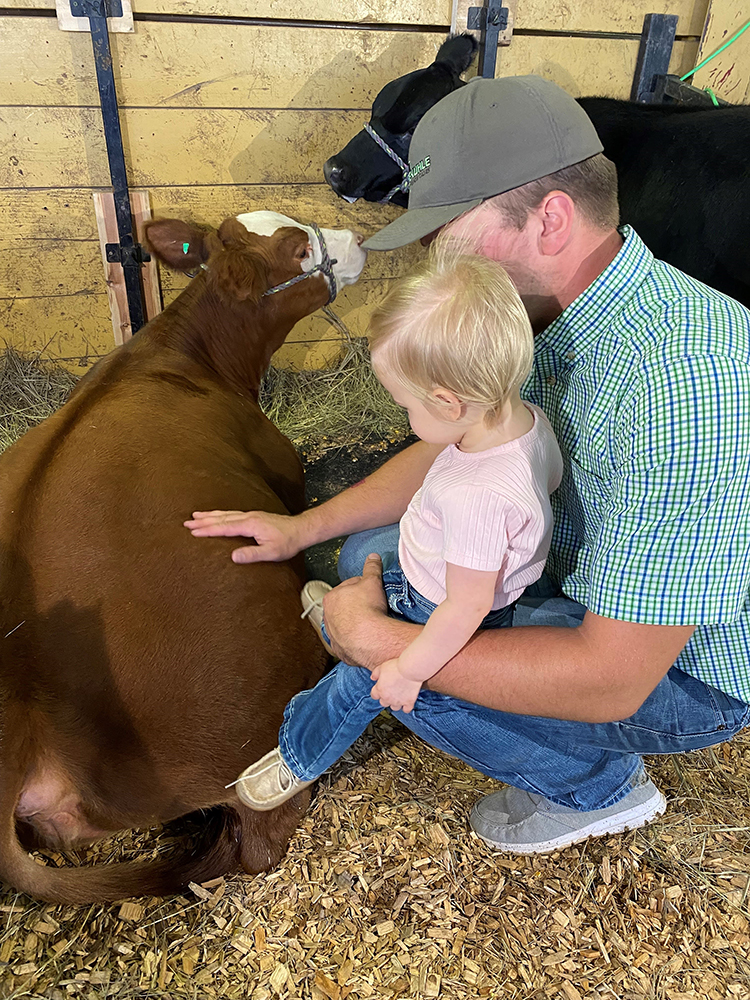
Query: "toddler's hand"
370 658 422 713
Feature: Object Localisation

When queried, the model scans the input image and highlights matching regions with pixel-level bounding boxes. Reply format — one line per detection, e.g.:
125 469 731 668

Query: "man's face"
437 201 551 328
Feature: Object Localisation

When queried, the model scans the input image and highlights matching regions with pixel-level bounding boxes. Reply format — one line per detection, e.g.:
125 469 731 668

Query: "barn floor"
1 350 749 1000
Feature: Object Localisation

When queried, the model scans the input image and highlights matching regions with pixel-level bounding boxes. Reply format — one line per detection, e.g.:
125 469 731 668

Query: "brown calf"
0 211 366 903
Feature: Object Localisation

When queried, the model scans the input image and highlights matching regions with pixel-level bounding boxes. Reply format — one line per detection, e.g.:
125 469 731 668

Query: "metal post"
630 13 679 103
70 0 148 333
468 0 509 78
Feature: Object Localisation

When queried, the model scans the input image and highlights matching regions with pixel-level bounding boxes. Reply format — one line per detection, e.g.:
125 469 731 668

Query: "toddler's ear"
431 387 464 422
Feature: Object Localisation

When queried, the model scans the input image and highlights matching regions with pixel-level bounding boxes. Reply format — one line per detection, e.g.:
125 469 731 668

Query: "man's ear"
430 387 465 421
144 218 214 272
536 191 576 255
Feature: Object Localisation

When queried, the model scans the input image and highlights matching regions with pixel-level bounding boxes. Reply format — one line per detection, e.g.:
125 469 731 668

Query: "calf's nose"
323 159 348 190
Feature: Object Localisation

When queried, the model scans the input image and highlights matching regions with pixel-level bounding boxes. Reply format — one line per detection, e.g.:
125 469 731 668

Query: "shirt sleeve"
586 351 750 625
439 484 512 572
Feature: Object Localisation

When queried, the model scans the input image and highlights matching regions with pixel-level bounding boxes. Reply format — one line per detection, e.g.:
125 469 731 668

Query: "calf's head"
323 34 477 207
145 210 367 391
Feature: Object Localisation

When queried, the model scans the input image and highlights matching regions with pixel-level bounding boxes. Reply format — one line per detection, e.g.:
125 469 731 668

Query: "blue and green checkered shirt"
524 227 750 703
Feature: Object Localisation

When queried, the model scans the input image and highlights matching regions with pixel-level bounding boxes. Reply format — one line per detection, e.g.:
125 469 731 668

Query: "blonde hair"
368 247 534 424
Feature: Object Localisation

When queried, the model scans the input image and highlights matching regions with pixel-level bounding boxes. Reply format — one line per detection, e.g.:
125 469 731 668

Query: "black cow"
324 35 750 307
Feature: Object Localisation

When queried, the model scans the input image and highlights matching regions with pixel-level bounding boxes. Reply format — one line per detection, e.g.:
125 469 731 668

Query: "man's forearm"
341 611 691 724
295 440 442 548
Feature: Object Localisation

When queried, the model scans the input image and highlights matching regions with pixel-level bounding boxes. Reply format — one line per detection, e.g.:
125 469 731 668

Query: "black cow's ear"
434 33 478 75
144 218 212 272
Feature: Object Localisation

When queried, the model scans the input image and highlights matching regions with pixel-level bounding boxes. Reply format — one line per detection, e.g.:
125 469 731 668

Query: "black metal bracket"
649 73 731 106
71 0 149 334
105 243 151 264
630 13 678 103
468 0 509 79
69 0 121 15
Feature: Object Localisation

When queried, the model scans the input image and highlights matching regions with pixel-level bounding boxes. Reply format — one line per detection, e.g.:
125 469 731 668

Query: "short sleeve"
439 484 512 572
587 353 750 624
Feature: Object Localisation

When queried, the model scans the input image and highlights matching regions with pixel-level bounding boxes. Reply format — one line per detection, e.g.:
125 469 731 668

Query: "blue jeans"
280 525 750 810
282 558 514 782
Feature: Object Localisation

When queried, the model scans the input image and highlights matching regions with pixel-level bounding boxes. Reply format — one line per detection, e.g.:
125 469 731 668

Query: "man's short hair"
491 153 619 231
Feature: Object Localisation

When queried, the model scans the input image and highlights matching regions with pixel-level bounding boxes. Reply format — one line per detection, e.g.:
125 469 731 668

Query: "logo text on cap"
406 155 431 189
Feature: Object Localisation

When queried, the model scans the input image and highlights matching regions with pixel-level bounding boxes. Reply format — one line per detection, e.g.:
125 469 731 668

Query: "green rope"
680 18 750 81
704 86 720 106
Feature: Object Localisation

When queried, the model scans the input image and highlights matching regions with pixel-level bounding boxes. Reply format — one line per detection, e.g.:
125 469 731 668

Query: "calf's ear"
434 33 478 75
144 218 217 272
207 218 270 304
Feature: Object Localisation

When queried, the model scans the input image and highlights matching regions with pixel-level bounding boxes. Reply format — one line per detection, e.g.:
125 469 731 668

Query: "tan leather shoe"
230 748 314 811
300 579 333 654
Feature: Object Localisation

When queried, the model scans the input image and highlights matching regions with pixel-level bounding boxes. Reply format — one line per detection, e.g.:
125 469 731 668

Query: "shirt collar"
535 226 655 360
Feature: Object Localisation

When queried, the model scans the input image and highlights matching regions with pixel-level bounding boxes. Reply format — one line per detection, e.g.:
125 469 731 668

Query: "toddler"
231 249 563 809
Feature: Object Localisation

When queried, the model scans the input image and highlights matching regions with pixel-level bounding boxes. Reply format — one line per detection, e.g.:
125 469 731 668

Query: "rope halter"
263 222 338 304
363 123 411 204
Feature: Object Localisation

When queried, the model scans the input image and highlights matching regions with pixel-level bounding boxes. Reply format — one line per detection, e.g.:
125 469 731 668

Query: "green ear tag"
182 242 190 254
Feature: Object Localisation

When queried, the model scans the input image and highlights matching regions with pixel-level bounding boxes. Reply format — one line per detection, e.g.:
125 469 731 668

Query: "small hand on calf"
370 657 422 713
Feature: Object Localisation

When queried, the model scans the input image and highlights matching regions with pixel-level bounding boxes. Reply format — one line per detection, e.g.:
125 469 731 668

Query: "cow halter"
363 123 411 204
263 223 338 304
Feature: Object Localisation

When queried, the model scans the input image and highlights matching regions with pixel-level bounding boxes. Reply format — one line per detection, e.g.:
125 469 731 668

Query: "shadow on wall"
227 33 444 192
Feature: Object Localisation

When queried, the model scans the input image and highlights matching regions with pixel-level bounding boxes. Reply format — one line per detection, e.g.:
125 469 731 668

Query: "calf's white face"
235 211 367 295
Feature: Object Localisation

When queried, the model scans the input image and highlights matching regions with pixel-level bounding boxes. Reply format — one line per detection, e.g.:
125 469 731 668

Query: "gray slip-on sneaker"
301 579 333 654
470 771 666 854
228 748 314 811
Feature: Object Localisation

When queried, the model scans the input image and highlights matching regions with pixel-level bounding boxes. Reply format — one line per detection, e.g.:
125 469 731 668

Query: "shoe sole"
473 789 667 855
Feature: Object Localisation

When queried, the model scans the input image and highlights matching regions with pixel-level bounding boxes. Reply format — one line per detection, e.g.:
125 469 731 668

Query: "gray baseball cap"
362 75 603 251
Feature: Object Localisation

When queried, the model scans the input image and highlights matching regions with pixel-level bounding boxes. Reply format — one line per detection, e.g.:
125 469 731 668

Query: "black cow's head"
323 34 478 208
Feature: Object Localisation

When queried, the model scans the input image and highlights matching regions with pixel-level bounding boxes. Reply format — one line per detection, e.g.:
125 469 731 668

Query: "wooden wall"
1 0 708 369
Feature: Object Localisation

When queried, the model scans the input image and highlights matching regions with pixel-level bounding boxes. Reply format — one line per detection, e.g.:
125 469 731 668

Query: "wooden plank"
0 0 711 33
130 190 163 322
1 17 705 109
0 278 395 368
493 33 698 94
0 293 114 360
1 185 401 241
0 229 415 301
693 3 750 102
0 239 101 298
0 107 367 188
0 20 446 109
135 0 707 35
128 0 452 25
92 190 162 342
93 192 133 344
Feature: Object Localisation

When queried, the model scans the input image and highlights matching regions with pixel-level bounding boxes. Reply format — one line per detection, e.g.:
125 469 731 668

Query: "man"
193 77 750 853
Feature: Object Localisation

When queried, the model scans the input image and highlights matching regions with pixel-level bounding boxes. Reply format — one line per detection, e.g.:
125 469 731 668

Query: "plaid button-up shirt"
523 226 750 703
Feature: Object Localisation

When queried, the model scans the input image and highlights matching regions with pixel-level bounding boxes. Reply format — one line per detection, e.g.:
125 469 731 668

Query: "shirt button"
546 375 557 386
566 350 575 361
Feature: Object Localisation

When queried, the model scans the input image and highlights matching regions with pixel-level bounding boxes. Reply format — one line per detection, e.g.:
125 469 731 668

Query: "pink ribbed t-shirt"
398 404 563 610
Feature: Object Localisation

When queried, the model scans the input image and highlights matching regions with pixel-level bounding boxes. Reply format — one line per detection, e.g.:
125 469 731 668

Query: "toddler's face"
373 358 466 446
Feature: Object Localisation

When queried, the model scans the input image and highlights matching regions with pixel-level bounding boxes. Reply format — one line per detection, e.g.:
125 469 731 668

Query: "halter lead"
263 222 338 303
363 123 411 204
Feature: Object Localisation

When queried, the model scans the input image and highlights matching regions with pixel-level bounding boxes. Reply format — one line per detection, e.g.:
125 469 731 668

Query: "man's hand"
323 553 419 668
184 510 303 563
370 658 422 713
